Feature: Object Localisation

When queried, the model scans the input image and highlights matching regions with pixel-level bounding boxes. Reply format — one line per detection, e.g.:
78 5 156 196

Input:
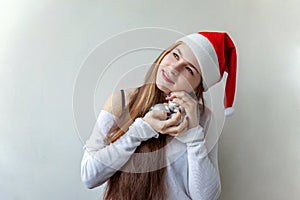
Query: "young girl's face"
156 43 202 94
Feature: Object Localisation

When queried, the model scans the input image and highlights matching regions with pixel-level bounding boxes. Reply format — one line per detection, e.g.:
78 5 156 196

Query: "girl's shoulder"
102 87 137 118
124 87 136 99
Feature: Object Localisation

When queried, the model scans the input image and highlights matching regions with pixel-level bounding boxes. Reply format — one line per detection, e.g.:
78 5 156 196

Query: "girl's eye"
172 52 179 60
185 67 194 75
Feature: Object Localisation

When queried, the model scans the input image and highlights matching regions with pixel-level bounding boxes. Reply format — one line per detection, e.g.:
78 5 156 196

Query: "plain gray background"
1 0 299 199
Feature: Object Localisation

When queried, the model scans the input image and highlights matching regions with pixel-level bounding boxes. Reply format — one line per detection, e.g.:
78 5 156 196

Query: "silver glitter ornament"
151 103 170 112
150 99 185 125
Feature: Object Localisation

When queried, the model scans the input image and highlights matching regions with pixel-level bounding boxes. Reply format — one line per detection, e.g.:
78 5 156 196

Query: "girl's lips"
162 70 174 84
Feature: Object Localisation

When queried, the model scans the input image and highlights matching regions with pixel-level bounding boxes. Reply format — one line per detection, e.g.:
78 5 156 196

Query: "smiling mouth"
162 70 174 84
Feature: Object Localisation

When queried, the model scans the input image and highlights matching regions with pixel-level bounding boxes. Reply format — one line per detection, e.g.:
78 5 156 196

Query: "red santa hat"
176 31 237 116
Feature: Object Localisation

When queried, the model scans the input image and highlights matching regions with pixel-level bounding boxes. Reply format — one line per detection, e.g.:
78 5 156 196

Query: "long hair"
104 41 205 200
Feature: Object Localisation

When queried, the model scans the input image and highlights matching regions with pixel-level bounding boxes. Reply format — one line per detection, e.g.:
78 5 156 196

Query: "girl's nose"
169 61 184 75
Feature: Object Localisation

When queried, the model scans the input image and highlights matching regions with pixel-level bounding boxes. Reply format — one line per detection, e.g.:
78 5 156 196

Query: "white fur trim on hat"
224 107 234 117
176 34 221 91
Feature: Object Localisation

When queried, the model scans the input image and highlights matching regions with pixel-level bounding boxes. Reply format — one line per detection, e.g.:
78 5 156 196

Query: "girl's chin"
156 83 171 94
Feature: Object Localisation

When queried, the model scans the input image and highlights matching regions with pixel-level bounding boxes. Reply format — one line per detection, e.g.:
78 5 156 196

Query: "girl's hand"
142 109 189 136
165 91 200 129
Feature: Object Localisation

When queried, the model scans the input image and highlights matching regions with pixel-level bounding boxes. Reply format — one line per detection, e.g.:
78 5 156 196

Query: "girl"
81 31 237 200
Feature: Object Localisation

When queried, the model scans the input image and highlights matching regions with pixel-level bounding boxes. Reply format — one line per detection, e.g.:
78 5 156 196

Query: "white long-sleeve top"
81 109 221 200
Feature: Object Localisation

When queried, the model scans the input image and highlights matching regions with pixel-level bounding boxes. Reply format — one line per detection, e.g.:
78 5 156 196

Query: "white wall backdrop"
1 0 299 199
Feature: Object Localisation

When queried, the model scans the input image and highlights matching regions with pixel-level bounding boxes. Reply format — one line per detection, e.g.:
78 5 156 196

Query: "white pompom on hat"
176 31 237 117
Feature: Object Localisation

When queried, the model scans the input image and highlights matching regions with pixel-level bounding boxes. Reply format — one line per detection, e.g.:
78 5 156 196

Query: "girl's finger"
166 92 196 109
166 91 189 100
163 115 189 134
165 111 182 126
159 112 182 134
167 124 188 137
151 110 168 120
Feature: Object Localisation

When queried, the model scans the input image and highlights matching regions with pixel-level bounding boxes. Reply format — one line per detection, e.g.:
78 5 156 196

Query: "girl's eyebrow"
175 48 200 74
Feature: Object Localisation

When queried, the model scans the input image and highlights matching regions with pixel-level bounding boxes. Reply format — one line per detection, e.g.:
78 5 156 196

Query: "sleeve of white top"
175 126 221 200
81 110 159 189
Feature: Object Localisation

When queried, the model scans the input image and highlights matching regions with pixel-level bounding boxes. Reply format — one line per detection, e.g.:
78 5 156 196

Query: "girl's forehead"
174 43 200 70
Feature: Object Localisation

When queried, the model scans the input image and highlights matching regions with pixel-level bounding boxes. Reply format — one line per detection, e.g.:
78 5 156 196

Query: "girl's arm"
81 89 159 189
81 110 159 189
175 122 221 200
163 91 221 199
